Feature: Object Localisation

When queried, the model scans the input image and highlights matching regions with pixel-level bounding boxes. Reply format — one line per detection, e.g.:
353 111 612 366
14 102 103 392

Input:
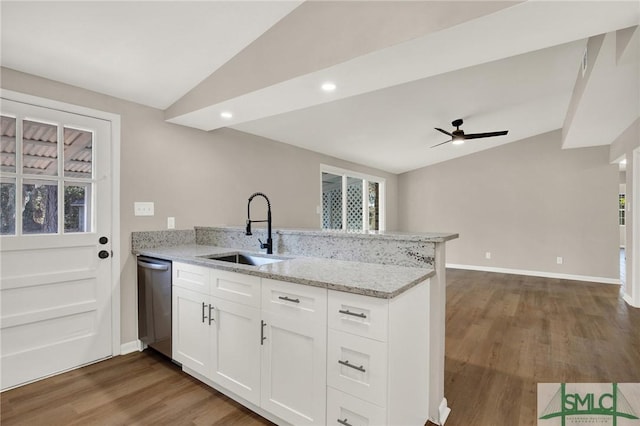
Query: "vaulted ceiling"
1 1 638 173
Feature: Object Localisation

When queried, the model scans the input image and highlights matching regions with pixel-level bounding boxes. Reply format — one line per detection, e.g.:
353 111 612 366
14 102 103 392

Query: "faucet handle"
259 238 266 249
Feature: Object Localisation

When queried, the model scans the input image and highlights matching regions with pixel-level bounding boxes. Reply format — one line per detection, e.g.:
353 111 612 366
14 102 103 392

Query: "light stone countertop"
134 244 434 299
196 225 458 243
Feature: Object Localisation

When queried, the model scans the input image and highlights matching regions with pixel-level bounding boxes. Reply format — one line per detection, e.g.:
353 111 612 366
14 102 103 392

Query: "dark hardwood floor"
2 269 638 425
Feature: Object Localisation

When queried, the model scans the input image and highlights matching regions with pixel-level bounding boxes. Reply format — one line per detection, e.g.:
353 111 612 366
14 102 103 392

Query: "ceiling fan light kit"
431 118 509 148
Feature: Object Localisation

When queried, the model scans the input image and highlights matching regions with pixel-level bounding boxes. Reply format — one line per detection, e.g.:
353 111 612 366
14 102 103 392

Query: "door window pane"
23 120 58 176
64 127 93 178
1 116 16 173
64 183 91 233
346 177 363 230
22 181 58 234
1 178 16 235
322 172 342 230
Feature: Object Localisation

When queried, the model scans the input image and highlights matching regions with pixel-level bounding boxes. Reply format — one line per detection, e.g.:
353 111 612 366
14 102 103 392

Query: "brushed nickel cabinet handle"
202 302 208 323
208 304 215 325
338 359 366 373
278 296 300 303
337 419 353 426
338 309 367 319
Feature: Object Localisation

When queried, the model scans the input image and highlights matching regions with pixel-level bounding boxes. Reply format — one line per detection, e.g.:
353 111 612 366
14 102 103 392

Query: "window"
619 193 626 226
0 115 94 236
321 165 385 231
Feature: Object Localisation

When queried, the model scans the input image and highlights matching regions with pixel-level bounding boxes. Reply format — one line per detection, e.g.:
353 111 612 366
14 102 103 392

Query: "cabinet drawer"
262 279 327 321
210 270 261 307
327 329 388 407
327 387 386 426
173 262 210 293
328 290 388 342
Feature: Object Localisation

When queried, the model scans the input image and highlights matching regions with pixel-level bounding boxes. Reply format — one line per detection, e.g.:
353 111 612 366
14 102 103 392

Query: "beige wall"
398 130 620 280
1 67 398 345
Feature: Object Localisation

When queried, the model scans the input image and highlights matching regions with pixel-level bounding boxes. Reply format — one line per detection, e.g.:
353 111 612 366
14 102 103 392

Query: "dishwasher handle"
137 259 169 271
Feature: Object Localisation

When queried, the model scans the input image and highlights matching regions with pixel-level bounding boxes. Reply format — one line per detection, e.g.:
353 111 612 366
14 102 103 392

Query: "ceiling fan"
431 118 508 148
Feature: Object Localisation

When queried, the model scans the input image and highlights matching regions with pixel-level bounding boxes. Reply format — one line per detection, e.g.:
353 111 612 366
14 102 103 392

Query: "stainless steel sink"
200 252 285 266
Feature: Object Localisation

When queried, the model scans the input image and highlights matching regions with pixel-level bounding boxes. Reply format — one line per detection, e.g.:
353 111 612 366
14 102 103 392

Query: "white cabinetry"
260 279 327 425
172 261 431 426
172 262 261 405
326 281 430 426
172 263 327 425
172 286 211 377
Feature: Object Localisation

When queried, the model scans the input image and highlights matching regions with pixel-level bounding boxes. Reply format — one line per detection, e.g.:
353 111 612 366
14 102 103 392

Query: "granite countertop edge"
134 244 435 299
194 226 459 243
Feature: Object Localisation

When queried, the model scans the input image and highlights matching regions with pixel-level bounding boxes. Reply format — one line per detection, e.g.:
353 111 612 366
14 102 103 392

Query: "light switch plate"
134 202 154 216
167 217 175 229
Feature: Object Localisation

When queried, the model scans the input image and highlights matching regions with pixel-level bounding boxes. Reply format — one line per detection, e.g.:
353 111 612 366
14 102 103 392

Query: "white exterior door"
0 98 114 390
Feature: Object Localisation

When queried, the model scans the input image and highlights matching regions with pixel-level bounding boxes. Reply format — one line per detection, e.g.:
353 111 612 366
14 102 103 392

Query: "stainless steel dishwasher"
137 256 173 359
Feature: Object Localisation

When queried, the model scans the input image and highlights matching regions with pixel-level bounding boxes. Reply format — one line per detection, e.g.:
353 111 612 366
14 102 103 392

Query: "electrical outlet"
485 252 491 260
134 202 154 216
167 217 175 229
557 256 563 265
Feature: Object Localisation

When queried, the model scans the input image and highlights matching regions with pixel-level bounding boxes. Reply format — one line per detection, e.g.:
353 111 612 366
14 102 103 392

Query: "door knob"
98 250 110 259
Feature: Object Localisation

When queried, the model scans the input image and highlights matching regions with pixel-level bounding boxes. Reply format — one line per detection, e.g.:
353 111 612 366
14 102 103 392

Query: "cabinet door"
172 286 210 377
210 297 261 406
260 282 327 425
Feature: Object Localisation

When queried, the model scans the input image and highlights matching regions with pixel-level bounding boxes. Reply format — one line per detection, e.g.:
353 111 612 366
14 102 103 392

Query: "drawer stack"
327 290 389 425
326 281 431 426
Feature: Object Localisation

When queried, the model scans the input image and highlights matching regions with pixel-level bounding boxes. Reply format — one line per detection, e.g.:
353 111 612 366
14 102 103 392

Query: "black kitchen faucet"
246 192 273 254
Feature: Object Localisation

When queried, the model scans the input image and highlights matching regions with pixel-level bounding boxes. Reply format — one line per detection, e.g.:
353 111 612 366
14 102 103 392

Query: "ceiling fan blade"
434 127 454 137
463 130 509 139
430 139 452 148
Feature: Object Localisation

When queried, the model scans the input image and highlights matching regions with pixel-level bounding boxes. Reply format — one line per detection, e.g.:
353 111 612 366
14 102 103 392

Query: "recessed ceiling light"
220 111 233 119
321 82 336 92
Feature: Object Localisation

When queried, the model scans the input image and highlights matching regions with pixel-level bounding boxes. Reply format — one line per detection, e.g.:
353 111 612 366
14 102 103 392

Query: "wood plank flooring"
2 269 639 425
444 269 640 426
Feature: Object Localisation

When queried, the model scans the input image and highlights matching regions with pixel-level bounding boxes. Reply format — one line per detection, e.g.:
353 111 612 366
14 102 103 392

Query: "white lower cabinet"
327 329 388 407
260 279 327 425
210 296 261 406
172 263 327 425
172 262 431 426
172 286 211 378
327 387 387 426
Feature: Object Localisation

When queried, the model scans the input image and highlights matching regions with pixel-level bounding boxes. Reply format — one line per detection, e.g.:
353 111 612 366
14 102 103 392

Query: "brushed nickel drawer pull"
337 419 353 426
208 304 215 325
338 359 366 373
278 296 300 303
338 309 367 319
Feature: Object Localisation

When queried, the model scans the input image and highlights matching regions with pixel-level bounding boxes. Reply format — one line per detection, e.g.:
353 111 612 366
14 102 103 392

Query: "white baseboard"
623 292 640 308
120 340 142 355
439 397 451 425
446 264 621 285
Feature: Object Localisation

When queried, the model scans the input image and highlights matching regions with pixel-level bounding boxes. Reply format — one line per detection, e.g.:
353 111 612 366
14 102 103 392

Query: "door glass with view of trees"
0 116 93 236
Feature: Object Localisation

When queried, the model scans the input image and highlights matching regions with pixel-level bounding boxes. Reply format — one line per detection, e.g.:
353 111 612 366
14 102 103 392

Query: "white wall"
398 130 620 281
0 67 398 344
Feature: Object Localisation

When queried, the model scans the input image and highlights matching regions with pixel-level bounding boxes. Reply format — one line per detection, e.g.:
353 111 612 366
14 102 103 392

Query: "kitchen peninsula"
132 226 458 426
